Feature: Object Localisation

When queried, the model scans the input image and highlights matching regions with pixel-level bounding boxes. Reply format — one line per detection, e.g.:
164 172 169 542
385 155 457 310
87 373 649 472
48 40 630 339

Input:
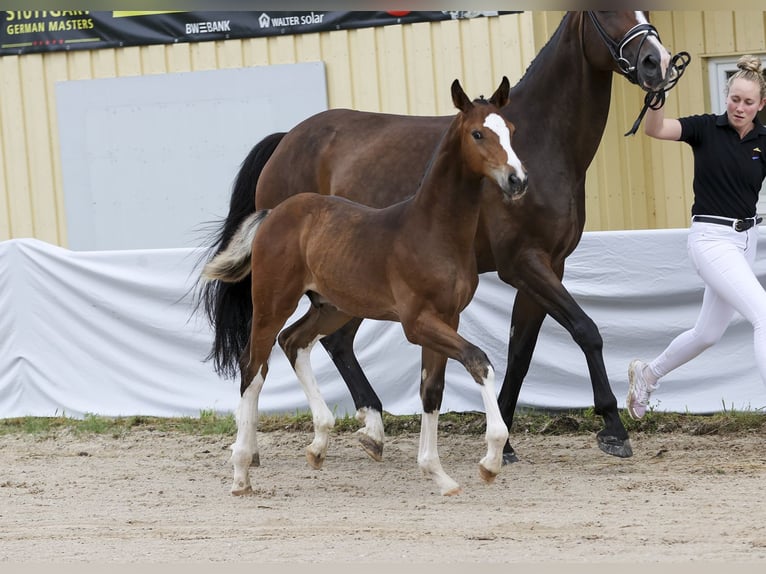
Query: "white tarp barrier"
1 231 766 419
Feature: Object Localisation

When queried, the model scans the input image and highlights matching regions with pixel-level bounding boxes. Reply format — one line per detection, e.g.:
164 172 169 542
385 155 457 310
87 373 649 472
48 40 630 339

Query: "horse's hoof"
306 449 325 470
443 486 462 496
597 434 633 458
502 450 519 465
357 434 383 462
250 452 260 467
231 484 253 496
478 464 498 484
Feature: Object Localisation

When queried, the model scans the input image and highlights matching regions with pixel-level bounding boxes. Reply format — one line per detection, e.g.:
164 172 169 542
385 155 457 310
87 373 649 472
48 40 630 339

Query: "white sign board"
56 62 327 250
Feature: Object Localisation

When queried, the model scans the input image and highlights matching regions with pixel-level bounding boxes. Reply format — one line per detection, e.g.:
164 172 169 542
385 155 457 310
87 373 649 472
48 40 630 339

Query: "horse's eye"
471 130 483 140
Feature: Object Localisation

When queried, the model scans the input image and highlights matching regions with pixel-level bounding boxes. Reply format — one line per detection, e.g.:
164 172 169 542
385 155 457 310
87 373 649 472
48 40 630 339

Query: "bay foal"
203 78 527 496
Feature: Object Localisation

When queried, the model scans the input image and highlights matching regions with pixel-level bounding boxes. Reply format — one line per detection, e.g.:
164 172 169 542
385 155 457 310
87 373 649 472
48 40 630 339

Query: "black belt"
692 215 763 232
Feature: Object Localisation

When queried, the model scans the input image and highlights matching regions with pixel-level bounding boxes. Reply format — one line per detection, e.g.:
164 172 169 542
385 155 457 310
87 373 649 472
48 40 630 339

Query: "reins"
623 51 691 136
584 11 691 136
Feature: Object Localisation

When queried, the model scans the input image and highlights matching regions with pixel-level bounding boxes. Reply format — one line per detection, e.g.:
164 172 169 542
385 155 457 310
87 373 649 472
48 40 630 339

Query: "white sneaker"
626 359 656 420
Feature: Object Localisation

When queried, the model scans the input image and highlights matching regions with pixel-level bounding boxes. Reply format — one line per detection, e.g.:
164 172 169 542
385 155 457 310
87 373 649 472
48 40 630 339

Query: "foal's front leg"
418 348 461 496
408 312 509 487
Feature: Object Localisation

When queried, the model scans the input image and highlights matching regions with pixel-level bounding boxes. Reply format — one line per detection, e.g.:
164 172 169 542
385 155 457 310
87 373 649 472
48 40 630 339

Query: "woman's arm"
644 105 682 141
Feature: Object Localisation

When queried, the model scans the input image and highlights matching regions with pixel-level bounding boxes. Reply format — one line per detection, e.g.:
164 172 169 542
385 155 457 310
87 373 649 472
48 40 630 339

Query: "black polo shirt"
678 113 766 219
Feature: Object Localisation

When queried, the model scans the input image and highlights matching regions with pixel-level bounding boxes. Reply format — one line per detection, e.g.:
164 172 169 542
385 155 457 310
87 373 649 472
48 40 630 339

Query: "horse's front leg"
497 289 547 464
502 256 632 458
319 317 385 461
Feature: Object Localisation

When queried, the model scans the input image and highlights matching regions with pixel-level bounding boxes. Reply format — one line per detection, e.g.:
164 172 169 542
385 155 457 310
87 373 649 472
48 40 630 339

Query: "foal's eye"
471 130 483 140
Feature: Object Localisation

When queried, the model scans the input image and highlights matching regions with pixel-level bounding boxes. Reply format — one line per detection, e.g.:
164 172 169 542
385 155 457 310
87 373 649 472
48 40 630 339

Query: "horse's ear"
451 79 473 113
489 76 511 108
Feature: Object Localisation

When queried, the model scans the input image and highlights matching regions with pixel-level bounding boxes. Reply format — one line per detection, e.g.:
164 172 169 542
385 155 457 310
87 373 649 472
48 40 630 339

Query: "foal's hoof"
250 452 261 467
306 449 325 470
597 433 633 458
231 484 253 496
478 464 498 485
443 485 462 497
357 434 383 462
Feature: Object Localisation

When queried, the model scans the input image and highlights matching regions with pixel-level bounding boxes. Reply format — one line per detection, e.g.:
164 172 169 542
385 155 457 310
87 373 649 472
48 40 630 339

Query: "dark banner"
0 10 517 56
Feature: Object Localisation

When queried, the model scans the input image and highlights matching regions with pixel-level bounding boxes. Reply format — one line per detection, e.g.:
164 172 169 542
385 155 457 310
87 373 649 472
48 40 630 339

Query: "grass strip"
1 406 764 438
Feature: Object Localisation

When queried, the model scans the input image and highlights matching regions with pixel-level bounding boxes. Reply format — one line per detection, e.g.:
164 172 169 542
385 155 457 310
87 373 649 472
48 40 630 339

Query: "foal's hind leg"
230 304 298 495
279 303 356 470
320 317 385 462
230 356 265 496
230 335 280 495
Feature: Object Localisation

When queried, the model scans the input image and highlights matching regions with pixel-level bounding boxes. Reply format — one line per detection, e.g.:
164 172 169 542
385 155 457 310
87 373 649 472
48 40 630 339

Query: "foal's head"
451 77 527 198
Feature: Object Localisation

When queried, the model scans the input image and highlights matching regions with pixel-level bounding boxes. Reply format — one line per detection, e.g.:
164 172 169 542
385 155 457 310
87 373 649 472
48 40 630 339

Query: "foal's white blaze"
483 113 526 182
293 336 335 465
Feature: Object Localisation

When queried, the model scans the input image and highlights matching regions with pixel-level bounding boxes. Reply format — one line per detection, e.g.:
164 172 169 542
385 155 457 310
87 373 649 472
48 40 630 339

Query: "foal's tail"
202 210 270 283
195 132 286 378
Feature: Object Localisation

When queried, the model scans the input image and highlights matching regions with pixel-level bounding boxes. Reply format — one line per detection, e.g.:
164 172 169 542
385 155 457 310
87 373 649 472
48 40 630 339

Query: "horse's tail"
201 211 269 282
196 132 286 379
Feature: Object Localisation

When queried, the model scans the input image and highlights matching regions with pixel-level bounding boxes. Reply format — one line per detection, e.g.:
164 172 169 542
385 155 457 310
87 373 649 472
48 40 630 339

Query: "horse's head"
582 11 674 92
451 77 528 199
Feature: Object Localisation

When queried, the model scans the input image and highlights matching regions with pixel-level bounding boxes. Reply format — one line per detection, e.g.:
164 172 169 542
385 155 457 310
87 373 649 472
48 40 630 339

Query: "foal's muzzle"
505 171 528 198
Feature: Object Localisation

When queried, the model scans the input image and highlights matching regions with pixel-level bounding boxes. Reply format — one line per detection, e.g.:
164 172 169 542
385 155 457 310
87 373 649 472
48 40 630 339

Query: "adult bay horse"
202 79 527 495
199 11 680 463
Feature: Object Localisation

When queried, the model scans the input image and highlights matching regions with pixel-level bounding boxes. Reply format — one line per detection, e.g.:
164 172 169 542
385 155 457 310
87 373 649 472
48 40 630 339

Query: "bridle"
586 11 660 85
584 11 691 135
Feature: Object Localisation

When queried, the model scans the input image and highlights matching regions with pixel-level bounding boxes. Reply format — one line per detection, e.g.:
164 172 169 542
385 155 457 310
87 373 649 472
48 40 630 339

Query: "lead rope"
624 51 692 136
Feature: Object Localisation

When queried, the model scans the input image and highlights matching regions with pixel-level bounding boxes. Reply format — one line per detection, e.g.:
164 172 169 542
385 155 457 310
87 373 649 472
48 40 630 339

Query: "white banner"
2 230 765 419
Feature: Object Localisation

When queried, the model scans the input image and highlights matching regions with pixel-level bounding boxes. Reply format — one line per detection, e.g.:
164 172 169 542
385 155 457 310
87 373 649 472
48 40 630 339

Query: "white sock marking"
293 336 335 460
476 365 509 476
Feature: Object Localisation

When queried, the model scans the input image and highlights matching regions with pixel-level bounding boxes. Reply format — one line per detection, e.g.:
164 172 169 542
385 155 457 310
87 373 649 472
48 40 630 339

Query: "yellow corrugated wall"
596 10 766 230
1 11 764 245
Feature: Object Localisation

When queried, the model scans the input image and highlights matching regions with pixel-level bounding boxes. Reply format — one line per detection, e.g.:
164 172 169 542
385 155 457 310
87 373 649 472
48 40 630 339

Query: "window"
707 55 766 215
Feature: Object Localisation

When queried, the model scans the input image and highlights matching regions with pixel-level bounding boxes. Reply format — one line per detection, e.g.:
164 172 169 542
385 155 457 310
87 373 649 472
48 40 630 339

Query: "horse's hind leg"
320 317 385 462
418 349 460 496
279 303 356 470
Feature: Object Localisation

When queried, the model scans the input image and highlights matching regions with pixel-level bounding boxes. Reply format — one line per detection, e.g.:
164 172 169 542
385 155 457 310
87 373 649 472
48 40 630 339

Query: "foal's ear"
451 79 473 113
489 76 511 108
